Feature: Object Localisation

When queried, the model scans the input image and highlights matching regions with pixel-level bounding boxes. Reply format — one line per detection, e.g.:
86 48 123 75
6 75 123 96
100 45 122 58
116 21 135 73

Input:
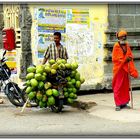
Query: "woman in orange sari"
112 30 139 111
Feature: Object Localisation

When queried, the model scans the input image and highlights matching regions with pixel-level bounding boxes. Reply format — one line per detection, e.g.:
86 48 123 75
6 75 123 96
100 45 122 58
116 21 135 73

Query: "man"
112 29 139 111
42 32 68 64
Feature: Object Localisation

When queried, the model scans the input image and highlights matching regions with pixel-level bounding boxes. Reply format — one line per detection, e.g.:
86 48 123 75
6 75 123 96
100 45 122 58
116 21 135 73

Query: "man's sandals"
0 99 4 104
115 106 121 111
115 104 131 111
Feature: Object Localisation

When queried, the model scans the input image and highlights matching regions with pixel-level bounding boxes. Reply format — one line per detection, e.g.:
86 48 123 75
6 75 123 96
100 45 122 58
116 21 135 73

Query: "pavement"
78 90 140 123
1 90 140 136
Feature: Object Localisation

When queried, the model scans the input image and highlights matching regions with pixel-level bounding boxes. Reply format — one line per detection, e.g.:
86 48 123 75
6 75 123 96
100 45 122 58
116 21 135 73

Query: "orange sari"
112 42 138 106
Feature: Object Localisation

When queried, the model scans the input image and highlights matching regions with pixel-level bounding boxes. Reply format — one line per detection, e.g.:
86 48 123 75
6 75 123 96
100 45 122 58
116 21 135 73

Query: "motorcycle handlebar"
0 57 7 63
0 50 7 63
3 50 6 57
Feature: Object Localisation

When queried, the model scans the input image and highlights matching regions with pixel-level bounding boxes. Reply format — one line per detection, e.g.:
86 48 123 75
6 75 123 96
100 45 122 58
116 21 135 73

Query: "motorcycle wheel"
4 82 26 107
50 99 63 113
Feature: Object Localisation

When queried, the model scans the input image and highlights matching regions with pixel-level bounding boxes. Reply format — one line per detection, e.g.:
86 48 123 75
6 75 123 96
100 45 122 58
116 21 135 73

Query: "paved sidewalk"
2 90 140 123
78 90 140 122
1 91 140 136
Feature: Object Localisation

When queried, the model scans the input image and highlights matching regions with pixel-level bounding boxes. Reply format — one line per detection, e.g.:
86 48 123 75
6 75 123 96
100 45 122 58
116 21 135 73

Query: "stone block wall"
104 4 140 89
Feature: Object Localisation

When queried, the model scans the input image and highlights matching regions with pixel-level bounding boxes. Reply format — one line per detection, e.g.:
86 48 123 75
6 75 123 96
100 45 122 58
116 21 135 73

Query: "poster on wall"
5 51 17 74
38 8 66 33
37 8 66 58
66 9 91 63
38 33 66 58
67 9 89 25
65 9 104 84
66 24 93 62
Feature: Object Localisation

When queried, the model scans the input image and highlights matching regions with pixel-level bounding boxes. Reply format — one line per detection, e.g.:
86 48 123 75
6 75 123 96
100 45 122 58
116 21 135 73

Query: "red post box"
2 28 16 51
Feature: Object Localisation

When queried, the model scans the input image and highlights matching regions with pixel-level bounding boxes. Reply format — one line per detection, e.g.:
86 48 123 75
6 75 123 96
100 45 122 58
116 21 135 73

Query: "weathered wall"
29 4 108 90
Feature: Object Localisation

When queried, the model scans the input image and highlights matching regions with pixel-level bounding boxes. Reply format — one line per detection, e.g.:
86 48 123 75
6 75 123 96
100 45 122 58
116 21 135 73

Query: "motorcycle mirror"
3 50 6 57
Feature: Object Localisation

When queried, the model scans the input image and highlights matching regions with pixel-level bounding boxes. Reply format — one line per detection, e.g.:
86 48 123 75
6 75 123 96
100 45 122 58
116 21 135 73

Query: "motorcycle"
0 50 25 107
